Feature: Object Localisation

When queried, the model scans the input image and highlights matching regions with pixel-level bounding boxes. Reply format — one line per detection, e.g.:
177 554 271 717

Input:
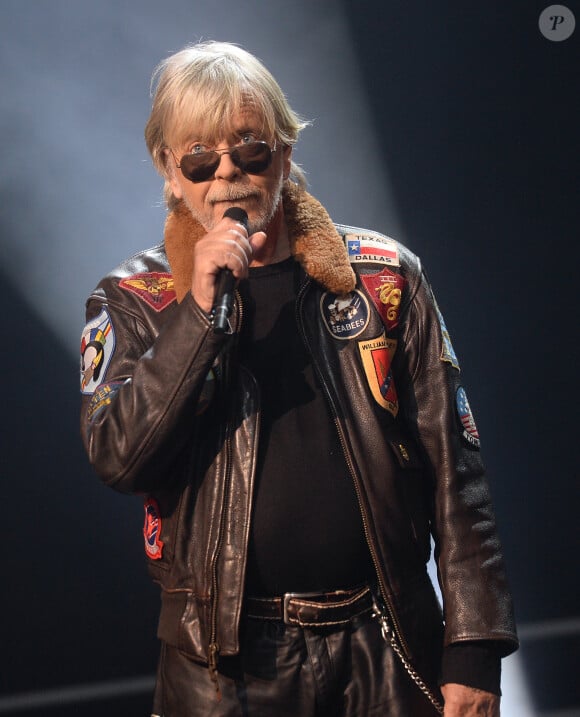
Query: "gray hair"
144 41 309 208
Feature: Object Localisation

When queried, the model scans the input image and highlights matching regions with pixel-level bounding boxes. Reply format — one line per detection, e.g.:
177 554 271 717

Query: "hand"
190 215 267 313
441 683 500 716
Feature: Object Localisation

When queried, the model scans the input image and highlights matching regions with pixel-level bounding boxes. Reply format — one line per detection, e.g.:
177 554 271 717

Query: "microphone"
212 207 248 334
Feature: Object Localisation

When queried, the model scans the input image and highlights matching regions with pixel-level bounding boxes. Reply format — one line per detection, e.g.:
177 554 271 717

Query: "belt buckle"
282 592 298 625
282 591 322 625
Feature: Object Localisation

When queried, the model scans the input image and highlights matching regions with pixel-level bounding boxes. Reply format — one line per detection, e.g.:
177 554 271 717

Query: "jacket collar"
164 181 356 302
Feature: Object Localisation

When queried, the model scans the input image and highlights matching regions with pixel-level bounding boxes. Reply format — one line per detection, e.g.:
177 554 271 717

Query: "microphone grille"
223 206 248 229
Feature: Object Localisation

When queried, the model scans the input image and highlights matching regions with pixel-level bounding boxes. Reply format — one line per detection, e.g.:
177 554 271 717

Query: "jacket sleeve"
80 289 228 494
394 259 518 656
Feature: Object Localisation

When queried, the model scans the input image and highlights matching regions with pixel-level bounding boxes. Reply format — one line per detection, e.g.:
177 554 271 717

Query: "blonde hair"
144 41 309 208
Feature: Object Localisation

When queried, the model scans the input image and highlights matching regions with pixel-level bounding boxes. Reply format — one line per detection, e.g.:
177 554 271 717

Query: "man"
80 41 518 716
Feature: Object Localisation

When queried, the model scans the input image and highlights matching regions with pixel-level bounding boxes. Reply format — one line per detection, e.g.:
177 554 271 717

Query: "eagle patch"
119 272 176 312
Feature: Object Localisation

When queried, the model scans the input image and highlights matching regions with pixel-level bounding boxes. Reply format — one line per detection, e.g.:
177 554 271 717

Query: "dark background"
1 2 578 715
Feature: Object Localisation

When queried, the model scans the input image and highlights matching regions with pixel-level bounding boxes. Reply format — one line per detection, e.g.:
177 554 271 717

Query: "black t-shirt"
236 257 501 694
238 258 375 597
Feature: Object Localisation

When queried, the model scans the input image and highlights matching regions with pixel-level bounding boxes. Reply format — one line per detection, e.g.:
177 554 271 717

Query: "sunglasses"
172 140 276 183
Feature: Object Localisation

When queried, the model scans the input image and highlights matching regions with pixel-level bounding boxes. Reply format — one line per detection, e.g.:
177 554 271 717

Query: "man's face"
166 109 291 235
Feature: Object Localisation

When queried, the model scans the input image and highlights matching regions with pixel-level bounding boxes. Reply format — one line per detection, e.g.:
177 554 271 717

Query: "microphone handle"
212 207 249 334
212 269 236 334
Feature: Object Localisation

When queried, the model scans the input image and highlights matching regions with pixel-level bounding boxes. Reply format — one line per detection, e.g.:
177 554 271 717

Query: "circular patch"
320 290 370 340
456 387 480 449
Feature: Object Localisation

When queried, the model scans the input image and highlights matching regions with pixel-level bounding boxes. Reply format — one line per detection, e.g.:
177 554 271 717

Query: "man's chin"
203 198 253 229
183 192 280 234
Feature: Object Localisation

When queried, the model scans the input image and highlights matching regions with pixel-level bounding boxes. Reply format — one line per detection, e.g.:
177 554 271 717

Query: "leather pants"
151 612 441 716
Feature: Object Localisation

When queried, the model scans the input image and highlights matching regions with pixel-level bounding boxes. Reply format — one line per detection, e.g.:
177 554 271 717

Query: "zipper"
207 421 232 701
207 291 243 700
295 278 411 658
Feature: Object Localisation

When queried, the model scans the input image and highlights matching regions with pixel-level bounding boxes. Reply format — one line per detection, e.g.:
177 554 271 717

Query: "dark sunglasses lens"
179 142 273 183
231 142 273 174
179 152 221 182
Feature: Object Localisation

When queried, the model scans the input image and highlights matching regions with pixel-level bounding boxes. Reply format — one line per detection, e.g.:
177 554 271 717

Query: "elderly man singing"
80 41 517 716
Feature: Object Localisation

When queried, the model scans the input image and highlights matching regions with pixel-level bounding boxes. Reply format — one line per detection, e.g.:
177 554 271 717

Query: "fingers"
190 216 256 314
217 228 253 276
206 218 254 278
249 231 268 256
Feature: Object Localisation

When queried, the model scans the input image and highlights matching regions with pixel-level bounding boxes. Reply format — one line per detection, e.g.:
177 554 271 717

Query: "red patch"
358 334 399 417
361 269 406 332
119 272 176 312
143 498 164 560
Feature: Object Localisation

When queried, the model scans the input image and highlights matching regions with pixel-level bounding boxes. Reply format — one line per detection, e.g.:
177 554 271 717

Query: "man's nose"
214 150 240 180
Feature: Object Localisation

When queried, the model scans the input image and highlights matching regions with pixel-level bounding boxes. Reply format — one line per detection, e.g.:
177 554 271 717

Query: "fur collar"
164 182 356 302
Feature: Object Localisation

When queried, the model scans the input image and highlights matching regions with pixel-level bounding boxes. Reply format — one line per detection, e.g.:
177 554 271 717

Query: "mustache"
208 188 260 204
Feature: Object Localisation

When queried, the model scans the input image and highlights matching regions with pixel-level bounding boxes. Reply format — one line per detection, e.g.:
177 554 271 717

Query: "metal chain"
372 601 444 714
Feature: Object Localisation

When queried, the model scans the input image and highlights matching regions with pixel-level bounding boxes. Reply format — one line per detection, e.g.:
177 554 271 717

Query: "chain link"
372 600 444 714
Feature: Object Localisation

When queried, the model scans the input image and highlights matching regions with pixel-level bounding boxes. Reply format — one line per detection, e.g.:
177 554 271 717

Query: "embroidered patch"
456 387 480 449
80 308 116 394
320 290 370 340
119 272 176 312
346 234 400 267
87 381 123 423
358 333 399 416
434 302 460 370
360 269 406 332
143 498 164 560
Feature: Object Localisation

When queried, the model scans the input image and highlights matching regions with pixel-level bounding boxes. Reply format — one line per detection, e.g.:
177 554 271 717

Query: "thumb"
248 231 268 255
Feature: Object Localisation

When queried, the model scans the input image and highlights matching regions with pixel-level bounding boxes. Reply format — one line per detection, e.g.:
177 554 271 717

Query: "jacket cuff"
440 642 502 696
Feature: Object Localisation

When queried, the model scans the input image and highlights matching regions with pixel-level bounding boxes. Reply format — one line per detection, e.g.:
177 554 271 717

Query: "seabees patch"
80 308 115 394
357 332 398 416
119 272 176 312
320 290 370 340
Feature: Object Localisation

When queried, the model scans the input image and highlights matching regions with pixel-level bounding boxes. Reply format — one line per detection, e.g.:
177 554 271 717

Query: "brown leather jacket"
80 184 517 691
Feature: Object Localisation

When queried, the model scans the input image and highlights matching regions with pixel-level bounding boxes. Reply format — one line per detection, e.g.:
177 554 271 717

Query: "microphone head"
223 206 248 230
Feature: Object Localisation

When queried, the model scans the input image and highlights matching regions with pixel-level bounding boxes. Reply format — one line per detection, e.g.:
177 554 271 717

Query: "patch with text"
358 333 399 416
346 234 400 267
87 381 123 423
320 290 370 340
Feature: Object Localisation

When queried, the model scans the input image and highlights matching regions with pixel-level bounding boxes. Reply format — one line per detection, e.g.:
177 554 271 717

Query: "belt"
245 585 374 627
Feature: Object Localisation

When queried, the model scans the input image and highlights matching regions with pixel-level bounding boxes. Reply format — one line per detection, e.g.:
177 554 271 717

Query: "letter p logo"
539 5 576 41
